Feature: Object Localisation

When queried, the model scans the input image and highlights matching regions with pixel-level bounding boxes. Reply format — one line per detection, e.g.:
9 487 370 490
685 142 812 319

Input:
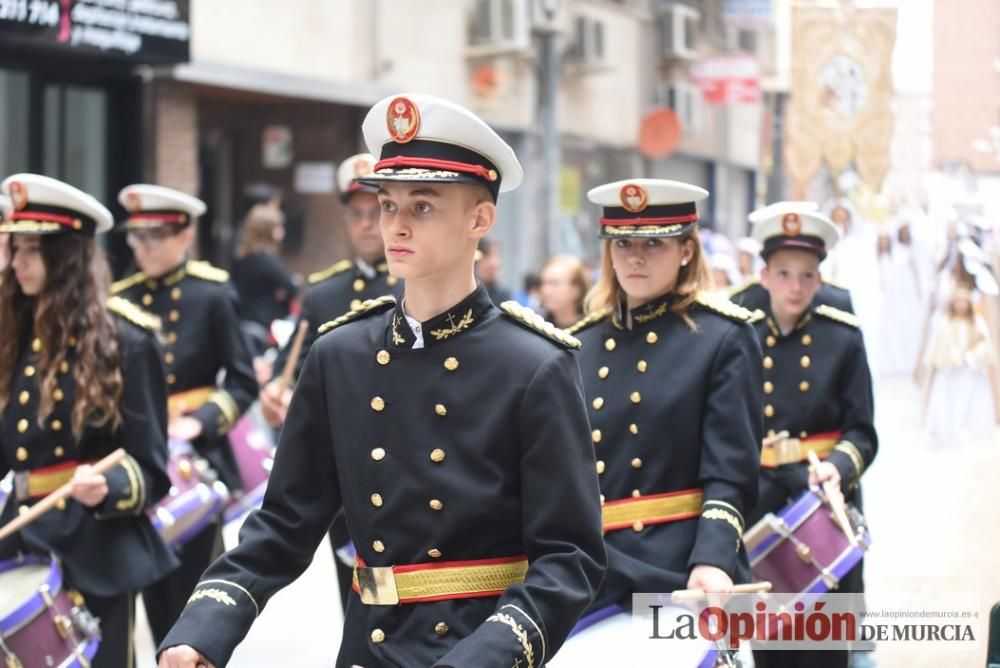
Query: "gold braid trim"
308 259 352 284
197 579 260 616
188 588 236 607
702 500 745 533
834 441 865 480
113 455 144 513
486 612 535 668
185 259 229 283
317 295 397 335
815 304 861 328
694 292 755 322
107 296 162 331
501 604 547 667
702 508 743 536
111 272 148 295
564 308 611 336
500 301 581 350
207 390 240 435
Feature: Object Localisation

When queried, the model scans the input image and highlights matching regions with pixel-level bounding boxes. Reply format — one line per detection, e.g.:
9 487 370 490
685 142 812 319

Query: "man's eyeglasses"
344 207 381 223
126 228 179 248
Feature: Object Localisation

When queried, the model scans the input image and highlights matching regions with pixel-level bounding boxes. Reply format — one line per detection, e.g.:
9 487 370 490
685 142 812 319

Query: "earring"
681 259 689 267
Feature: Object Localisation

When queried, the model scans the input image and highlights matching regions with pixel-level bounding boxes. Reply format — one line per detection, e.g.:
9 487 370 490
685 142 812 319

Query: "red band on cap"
126 212 188 224
374 156 498 182
12 210 79 228
600 213 699 227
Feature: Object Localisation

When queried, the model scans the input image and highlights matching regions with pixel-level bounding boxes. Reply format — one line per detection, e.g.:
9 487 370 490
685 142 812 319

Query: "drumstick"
0 448 126 542
671 581 773 603
807 450 859 547
274 319 310 391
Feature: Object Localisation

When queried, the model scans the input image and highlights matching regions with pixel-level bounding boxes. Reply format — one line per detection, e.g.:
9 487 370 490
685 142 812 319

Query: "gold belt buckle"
356 566 400 605
774 437 802 465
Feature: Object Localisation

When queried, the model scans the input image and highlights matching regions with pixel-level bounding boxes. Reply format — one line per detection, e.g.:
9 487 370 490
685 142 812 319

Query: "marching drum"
147 439 230 548
549 604 738 667
745 489 871 600
0 555 100 668
223 407 275 523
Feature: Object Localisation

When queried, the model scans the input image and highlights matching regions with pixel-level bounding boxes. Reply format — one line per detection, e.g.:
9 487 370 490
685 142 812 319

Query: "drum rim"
149 483 227 548
0 553 62 637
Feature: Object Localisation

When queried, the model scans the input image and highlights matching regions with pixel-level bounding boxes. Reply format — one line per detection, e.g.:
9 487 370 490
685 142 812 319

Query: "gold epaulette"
694 292 755 322
564 308 611 336
500 301 581 350
111 272 147 295
748 309 766 324
186 260 229 283
727 277 759 298
815 304 861 328
308 259 352 285
317 295 396 335
107 296 162 331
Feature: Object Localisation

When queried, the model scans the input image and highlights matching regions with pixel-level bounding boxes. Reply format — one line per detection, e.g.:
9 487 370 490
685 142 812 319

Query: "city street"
137 373 1000 667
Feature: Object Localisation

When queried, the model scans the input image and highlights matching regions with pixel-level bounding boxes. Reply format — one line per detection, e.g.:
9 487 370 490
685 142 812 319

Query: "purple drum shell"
0 555 100 668
750 490 871 598
228 413 274 493
147 452 229 548
223 482 268 524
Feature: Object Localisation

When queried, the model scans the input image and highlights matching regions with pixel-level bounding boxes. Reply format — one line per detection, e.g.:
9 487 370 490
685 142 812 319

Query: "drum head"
0 563 49 618
550 607 715 667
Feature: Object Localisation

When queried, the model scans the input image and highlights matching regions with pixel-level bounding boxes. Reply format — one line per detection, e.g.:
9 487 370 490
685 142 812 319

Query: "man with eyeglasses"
259 153 402 611
111 184 259 646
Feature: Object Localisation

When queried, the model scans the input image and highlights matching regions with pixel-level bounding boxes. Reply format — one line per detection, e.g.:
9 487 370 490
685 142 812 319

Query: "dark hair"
0 234 123 434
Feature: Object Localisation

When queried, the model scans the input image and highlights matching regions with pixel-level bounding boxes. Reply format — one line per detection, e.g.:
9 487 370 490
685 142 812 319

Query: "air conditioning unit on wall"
655 81 703 137
660 2 699 61
468 0 532 56
566 14 612 71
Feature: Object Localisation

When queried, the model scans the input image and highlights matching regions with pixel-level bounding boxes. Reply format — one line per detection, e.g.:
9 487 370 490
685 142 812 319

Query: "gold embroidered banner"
784 6 897 197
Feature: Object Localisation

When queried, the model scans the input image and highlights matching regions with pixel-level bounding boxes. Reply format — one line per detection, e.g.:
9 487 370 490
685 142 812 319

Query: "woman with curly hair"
566 179 762 615
0 174 177 668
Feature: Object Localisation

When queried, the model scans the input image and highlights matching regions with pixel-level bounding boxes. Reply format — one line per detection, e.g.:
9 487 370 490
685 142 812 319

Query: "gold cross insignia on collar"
430 309 474 341
634 301 667 324
392 314 407 345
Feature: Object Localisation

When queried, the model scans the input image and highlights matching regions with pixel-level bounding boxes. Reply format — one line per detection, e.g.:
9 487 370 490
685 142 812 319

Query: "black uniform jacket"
0 297 179 596
112 260 258 490
748 303 877 525
160 286 606 668
570 292 763 609
272 258 401 382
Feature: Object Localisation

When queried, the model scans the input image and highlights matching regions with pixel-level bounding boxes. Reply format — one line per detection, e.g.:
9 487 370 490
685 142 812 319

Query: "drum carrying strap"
602 488 703 533
352 554 528 605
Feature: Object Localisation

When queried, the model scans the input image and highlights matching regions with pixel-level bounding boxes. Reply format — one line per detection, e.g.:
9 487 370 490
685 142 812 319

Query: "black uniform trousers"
141 521 224 645
86 590 136 668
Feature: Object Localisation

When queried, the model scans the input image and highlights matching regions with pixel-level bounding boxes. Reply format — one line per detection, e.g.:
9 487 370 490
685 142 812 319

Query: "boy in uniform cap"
158 94 605 668
0 174 178 667
259 153 403 612
746 203 877 668
731 202 854 314
111 184 259 645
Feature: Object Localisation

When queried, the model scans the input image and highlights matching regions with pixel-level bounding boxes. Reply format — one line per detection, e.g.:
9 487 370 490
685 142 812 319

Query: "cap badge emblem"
387 97 420 144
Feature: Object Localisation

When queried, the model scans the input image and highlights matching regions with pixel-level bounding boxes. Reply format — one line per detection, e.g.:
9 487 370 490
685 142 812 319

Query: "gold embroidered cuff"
486 611 535 668
192 579 260 617
701 500 744 535
208 390 240 435
834 441 865 480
